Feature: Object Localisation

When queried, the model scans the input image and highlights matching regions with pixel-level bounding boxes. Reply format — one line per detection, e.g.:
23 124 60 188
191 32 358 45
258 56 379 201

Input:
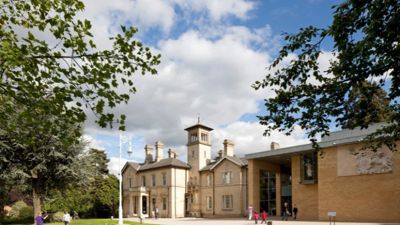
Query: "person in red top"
253 211 260 224
261 210 267 224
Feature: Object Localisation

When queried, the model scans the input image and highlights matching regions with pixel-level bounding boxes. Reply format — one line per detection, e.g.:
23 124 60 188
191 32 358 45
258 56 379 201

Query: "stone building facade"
246 123 400 223
122 122 248 218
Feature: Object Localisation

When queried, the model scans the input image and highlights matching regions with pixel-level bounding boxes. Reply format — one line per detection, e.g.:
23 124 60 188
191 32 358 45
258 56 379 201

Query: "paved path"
125 217 400 225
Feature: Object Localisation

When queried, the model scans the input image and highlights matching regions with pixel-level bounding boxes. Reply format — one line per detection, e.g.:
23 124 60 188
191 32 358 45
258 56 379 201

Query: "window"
207 174 213 186
142 176 146 186
152 174 156 186
129 178 133 188
192 150 195 158
201 133 208 142
222 195 233 209
206 196 212 210
300 152 317 184
162 198 167 210
222 171 232 184
190 133 198 142
162 173 167 186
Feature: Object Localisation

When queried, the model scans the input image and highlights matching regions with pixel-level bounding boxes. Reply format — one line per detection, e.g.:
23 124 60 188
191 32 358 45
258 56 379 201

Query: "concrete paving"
125 217 400 225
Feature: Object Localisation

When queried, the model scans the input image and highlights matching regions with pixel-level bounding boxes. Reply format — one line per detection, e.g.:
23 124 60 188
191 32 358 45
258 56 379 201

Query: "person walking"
63 212 71 225
247 205 253 220
155 207 159 219
293 204 298 220
253 211 259 224
281 201 289 221
35 212 48 225
261 210 267 224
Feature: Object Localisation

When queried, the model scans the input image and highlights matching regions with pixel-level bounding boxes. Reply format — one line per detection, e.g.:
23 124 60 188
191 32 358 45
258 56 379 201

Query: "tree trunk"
32 177 41 224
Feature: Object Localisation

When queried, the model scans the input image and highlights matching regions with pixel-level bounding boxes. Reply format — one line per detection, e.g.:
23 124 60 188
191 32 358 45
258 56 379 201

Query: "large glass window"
259 170 276 216
300 152 317 184
222 195 233 209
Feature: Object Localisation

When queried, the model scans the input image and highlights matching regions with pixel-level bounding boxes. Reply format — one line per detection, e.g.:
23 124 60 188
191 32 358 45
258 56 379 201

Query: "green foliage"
50 211 64 222
7 201 33 221
253 1 400 150
0 0 161 132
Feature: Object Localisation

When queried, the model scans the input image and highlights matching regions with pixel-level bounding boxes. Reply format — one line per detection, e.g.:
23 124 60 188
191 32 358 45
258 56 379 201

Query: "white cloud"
174 0 255 21
108 157 128 176
78 0 312 164
212 121 309 157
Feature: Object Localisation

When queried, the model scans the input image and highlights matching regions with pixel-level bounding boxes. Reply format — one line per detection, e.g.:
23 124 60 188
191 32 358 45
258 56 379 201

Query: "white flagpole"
119 133 123 225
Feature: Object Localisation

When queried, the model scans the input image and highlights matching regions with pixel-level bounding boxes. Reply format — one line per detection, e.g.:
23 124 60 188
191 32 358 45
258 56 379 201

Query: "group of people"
247 202 298 224
34 211 76 225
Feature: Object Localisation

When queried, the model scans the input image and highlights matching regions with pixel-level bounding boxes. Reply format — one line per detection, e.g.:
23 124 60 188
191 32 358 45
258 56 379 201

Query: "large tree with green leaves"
0 96 86 218
1 0 159 219
253 0 400 150
0 0 160 131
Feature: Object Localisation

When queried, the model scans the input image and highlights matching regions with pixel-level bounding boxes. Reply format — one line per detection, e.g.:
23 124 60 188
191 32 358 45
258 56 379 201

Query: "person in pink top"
253 211 260 224
261 210 267 224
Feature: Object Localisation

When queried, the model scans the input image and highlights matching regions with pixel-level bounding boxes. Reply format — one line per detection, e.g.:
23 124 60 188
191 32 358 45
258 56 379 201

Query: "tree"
43 149 114 218
0 96 86 218
1 0 160 219
253 1 400 150
0 0 160 132
93 175 119 218
342 81 392 129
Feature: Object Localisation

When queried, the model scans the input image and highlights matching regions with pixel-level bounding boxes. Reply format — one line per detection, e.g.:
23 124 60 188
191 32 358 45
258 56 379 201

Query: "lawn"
2 218 157 225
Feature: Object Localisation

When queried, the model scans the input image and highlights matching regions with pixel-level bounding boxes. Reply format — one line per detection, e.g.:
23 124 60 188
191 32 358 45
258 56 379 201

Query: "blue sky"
80 0 342 174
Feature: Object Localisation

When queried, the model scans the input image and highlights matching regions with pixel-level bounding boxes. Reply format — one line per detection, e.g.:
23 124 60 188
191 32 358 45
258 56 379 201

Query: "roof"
122 161 140 174
139 158 190 171
200 155 247 172
245 123 387 160
122 158 190 174
184 123 213 131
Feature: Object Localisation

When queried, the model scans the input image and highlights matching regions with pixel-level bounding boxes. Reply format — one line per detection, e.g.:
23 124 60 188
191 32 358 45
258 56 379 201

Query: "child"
253 211 260 224
261 210 267 224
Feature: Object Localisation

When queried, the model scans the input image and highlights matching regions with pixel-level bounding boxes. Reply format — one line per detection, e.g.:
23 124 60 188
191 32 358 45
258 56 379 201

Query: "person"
35 212 48 225
63 211 71 225
155 207 159 219
253 211 259 224
73 211 79 220
247 205 253 220
293 204 298 220
281 202 289 221
261 210 267 224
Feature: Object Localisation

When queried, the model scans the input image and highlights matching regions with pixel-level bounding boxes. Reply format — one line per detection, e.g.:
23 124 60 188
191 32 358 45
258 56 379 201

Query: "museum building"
245 123 400 223
122 122 248 218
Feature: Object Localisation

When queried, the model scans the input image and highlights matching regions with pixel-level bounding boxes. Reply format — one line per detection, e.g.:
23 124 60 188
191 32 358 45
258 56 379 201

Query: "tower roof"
184 123 213 131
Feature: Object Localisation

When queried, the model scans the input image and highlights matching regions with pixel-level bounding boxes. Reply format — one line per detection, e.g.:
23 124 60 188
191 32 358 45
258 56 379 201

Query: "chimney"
155 141 164 162
223 139 234 157
144 144 154 163
271 141 280 150
218 150 223 159
168 148 177 159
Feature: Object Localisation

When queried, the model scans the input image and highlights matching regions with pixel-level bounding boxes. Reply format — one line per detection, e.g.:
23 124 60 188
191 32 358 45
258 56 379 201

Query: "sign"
328 211 336 217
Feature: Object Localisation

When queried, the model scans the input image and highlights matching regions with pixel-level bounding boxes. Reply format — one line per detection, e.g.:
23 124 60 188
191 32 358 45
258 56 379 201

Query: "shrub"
8 201 33 221
51 211 64 222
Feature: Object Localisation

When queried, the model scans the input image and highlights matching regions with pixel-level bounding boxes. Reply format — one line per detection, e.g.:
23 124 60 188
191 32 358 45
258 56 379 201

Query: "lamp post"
119 134 133 225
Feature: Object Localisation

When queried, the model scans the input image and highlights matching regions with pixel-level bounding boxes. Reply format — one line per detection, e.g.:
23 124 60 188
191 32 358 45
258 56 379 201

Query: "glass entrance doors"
259 170 276 216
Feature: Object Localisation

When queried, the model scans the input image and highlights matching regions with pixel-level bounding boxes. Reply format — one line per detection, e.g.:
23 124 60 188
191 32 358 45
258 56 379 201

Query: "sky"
78 0 343 174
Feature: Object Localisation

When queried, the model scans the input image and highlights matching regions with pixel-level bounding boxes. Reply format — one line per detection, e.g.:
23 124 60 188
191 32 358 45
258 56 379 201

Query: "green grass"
1 218 157 225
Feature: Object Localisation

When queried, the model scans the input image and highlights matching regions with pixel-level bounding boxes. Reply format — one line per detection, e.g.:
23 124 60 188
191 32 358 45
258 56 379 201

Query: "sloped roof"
184 123 213 131
200 155 247 172
138 158 190 172
122 161 140 174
